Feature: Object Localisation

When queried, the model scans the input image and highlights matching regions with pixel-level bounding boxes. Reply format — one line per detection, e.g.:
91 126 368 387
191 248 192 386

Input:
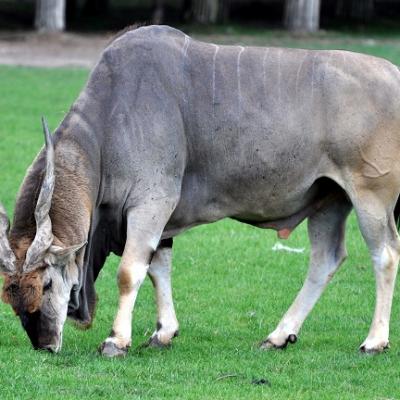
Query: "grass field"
1 30 400 399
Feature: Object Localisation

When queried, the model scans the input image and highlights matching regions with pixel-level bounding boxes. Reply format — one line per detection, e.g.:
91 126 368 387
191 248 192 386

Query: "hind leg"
352 190 400 353
262 194 352 349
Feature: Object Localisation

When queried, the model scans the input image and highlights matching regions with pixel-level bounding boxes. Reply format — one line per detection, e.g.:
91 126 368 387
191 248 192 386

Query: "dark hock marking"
276 334 297 348
260 334 297 350
288 334 297 344
109 329 116 338
19 311 41 349
147 335 171 349
99 341 128 357
156 321 162 331
275 334 297 349
360 342 390 354
159 238 173 248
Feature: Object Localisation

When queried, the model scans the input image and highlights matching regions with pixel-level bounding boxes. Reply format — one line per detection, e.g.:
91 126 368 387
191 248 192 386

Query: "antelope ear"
45 242 87 267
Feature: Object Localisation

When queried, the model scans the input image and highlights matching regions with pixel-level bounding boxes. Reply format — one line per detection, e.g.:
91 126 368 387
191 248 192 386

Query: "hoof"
99 340 129 357
260 334 297 350
359 341 390 355
146 329 179 349
147 335 171 349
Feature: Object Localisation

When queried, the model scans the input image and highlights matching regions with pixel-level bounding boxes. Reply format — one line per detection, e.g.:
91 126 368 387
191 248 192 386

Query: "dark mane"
10 134 92 248
10 150 45 242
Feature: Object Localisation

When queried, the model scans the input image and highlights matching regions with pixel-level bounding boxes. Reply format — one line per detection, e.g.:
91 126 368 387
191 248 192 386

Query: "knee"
117 267 134 293
372 244 400 272
117 265 147 294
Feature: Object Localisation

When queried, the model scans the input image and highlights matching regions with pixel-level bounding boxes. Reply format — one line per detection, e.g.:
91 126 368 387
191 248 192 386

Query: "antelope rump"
1 25 400 356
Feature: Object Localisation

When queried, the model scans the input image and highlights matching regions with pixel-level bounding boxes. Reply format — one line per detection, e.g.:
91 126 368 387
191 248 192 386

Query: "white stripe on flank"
295 55 307 99
237 46 245 135
277 49 282 104
182 35 191 109
182 35 190 58
212 44 219 107
212 44 220 129
311 53 316 104
262 48 269 103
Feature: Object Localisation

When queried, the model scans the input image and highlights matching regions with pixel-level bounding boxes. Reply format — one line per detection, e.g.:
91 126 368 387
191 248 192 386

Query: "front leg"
100 204 175 357
147 238 179 347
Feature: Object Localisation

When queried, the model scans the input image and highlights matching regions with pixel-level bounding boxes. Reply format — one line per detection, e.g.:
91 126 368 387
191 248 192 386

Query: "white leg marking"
352 192 400 353
109 259 149 347
100 196 179 356
263 199 350 349
360 245 399 352
148 247 179 345
265 256 339 348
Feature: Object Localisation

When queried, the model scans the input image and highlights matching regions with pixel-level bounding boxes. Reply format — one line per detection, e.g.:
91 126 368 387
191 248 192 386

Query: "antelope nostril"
42 345 55 353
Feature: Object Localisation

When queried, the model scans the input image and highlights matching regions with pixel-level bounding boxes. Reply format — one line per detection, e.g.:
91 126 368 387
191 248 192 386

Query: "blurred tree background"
0 0 399 33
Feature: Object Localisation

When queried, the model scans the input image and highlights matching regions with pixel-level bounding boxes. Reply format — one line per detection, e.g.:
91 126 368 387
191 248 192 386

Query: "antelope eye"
43 279 52 292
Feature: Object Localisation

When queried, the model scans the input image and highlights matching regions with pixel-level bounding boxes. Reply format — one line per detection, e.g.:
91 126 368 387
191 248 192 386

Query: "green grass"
1 31 400 399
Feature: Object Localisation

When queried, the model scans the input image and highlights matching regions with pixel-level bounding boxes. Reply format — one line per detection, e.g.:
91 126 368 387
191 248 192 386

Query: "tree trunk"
336 0 374 22
35 0 66 32
219 0 230 23
181 0 193 21
192 0 220 24
284 0 321 33
66 0 79 23
152 0 165 25
83 0 109 16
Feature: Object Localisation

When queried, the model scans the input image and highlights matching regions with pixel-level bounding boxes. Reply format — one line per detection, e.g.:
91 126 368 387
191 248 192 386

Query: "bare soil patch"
0 31 112 68
1 30 399 69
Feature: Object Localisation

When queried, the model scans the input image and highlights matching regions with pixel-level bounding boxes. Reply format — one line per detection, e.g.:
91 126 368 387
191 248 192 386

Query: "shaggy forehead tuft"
2 271 44 314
